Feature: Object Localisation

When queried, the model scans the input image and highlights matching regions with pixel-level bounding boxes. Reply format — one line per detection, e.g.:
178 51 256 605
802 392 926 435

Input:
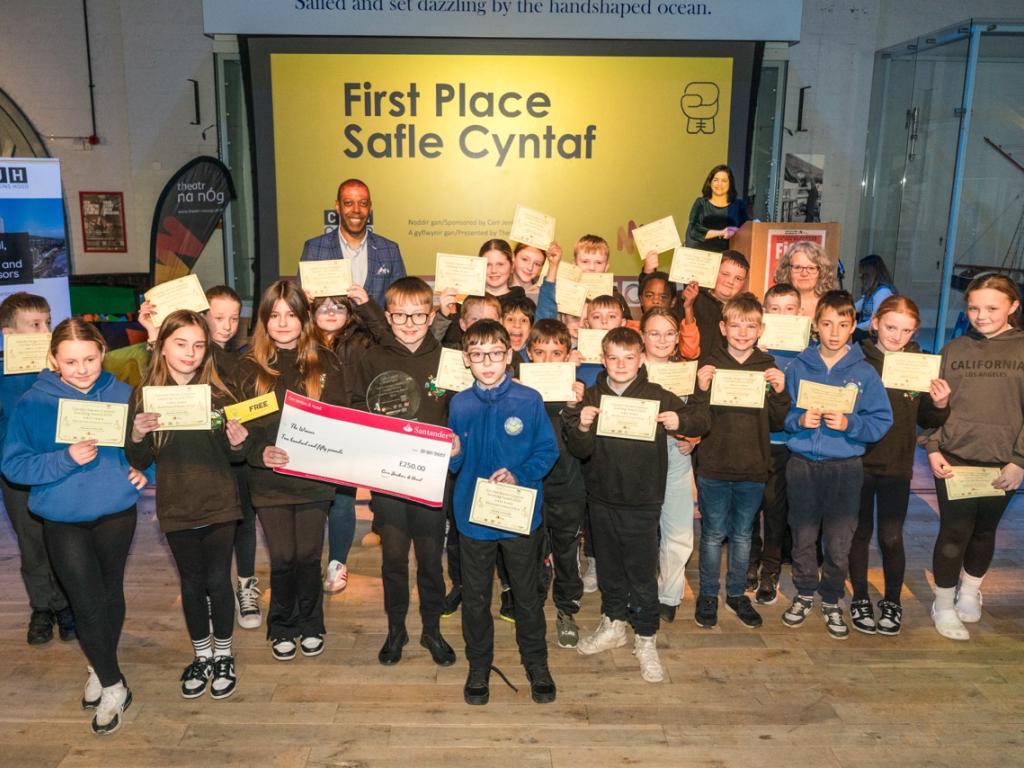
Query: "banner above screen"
203 0 801 41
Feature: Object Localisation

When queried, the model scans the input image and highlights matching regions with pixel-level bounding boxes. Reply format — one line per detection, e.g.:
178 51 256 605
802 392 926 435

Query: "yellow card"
299 259 353 297
579 272 615 301
555 279 588 318
3 332 52 375
144 274 210 327
224 392 280 423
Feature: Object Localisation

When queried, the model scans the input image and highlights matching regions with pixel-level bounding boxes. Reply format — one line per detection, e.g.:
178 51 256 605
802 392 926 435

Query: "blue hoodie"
2 369 143 522
449 375 558 541
783 344 893 461
0 371 37 446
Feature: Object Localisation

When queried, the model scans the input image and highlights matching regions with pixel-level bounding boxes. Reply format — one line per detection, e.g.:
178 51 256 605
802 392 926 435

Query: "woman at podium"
685 164 750 253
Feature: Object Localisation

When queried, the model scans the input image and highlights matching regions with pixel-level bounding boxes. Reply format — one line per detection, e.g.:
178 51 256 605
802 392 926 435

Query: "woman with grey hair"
773 241 837 319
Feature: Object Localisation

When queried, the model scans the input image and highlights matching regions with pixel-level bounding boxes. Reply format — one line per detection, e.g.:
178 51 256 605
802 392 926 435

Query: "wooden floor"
1 454 1022 768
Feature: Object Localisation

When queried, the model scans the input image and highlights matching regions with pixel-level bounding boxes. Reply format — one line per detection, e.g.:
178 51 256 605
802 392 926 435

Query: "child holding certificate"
235 280 348 662
564 327 709 682
2 318 148 735
691 295 790 630
640 308 697 623
351 277 457 668
448 320 559 704
0 292 75 646
847 296 949 636
781 291 892 639
923 275 1024 641
525 319 587 647
127 310 249 700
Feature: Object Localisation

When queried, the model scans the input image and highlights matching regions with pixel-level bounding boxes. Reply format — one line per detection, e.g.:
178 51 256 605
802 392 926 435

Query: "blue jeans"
327 490 357 564
696 476 765 598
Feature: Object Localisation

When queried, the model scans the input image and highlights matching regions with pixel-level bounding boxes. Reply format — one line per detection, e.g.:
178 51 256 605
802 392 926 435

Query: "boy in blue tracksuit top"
449 320 559 707
780 290 893 639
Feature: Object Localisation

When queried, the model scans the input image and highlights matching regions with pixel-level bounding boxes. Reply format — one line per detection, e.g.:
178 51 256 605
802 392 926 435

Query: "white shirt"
338 229 369 289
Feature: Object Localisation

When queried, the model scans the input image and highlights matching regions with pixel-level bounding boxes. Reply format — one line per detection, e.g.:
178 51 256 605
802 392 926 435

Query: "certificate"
668 247 722 288
632 215 681 257
555 279 588 317
796 381 857 414
710 369 766 409
142 384 212 431
882 352 942 392
596 395 659 441
519 362 577 402
224 392 279 424
434 253 486 296
275 390 454 506
469 478 537 535
576 328 607 364
759 314 812 352
579 271 615 300
647 361 698 397
945 467 1005 501
434 347 475 393
3 332 51 374
144 274 210 327
55 399 128 447
298 259 353 297
508 204 556 250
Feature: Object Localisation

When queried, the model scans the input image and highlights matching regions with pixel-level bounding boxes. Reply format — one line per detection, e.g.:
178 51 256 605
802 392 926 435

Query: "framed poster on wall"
79 191 127 252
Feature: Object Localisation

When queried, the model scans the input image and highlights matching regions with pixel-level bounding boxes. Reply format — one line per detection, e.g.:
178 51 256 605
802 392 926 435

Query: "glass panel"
747 61 786 222
217 55 255 306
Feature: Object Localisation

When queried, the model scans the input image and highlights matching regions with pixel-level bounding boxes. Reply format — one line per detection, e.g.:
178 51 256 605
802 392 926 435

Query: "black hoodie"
860 339 949 479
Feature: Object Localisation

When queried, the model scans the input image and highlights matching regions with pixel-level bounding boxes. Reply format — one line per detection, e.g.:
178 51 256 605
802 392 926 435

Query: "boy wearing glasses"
448 320 559 705
352 277 457 669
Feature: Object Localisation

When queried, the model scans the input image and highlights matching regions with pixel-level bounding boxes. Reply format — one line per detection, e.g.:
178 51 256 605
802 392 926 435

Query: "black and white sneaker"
821 603 850 640
876 600 903 636
180 658 213 699
782 595 814 627
271 637 297 661
850 598 876 634
235 577 262 630
210 655 237 700
725 595 763 628
300 634 325 657
90 684 132 735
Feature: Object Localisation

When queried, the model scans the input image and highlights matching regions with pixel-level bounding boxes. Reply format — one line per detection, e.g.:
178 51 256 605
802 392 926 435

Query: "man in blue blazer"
300 179 407 307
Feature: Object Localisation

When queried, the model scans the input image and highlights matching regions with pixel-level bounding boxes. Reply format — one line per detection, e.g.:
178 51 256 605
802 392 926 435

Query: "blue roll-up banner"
0 158 73 350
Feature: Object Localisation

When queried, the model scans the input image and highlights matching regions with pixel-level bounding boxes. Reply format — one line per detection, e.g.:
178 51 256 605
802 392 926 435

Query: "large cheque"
273 390 453 507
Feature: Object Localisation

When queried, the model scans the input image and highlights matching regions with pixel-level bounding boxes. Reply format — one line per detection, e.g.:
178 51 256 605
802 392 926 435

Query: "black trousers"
749 444 791 578
42 507 136 687
589 499 660 636
443 474 461 588
849 473 910 603
932 475 1013 588
2 474 67 612
543 497 585 614
166 521 236 642
231 464 257 579
460 526 547 670
374 493 446 630
256 502 328 639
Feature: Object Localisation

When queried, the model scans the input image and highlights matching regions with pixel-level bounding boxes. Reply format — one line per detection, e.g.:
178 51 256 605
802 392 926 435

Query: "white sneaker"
581 556 599 594
235 577 263 630
91 682 131 735
82 666 101 709
633 634 664 683
323 560 349 593
576 615 628 655
955 589 983 623
931 602 970 641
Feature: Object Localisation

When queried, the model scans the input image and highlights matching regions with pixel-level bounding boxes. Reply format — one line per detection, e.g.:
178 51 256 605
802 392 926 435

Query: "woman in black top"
685 164 750 253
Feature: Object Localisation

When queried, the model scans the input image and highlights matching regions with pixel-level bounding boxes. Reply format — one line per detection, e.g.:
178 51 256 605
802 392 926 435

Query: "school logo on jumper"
504 416 524 436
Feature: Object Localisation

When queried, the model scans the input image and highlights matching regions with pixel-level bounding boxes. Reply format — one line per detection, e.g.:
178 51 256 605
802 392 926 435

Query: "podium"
729 221 841 299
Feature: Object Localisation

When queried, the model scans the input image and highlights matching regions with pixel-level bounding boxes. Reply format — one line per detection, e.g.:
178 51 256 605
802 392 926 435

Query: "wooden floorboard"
0 453 1021 767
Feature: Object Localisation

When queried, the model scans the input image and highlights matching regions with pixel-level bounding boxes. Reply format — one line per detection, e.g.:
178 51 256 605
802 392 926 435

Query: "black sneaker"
876 600 903 636
745 569 759 593
499 588 515 624
420 629 456 666
180 657 213 698
442 587 462 618
821 603 850 640
694 595 718 628
210 655 237 700
464 666 490 705
55 607 76 642
658 603 677 623
755 572 779 605
526 665 556 704
850 598 876 634
725 595 763 628
27 609 54 646
378 626 409 665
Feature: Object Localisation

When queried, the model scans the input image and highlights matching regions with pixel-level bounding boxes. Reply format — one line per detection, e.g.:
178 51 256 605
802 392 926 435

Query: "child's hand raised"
131 412 161 443
800 409 822 429
547 241 563 263
578 405 600 431
262 445 289 468
347 285 369 305
682 282 699 311
642 250 659 275
438 287 458 318
657 411 680 431
225 419 248 447
930 378 951 409
127 467 148 490
138 301 158 340
69 439 98 466
567 380 585 406
764 367 785 393
696 364 716 391
822 411 848 431
489 467 517 484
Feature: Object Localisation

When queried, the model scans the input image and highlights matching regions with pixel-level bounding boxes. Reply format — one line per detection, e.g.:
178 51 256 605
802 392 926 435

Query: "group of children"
0 230 1021 733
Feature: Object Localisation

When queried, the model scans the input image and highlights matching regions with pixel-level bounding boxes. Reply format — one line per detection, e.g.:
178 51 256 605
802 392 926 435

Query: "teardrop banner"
149 156 235 286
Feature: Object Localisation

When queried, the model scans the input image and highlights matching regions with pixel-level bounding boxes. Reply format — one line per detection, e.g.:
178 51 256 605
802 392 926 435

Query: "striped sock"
214 636 232 659
192 635 213 660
